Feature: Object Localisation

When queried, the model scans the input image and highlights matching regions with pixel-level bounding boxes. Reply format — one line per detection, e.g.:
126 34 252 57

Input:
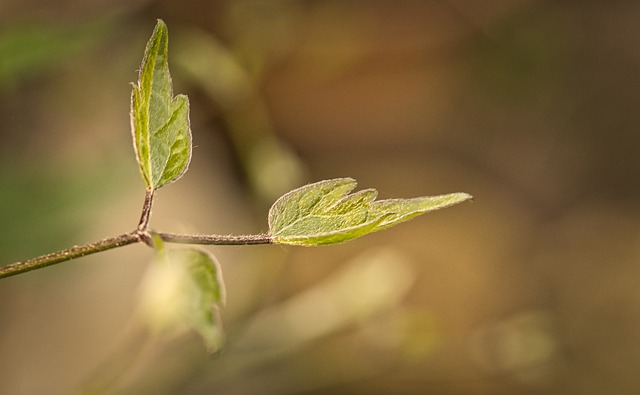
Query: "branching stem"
0 183 274 279
0 230 273 279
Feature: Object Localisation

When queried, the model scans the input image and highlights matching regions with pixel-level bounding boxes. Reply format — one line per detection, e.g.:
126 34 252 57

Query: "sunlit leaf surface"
131 20 191 190
269 178 472 246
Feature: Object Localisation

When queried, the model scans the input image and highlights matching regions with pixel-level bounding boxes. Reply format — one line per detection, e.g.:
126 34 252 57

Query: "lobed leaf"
268 178 472 246
131 19 192 190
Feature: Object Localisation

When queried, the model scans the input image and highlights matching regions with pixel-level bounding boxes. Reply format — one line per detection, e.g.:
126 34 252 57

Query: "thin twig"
157 232 273 245
0 232 142 279
0 230 273 279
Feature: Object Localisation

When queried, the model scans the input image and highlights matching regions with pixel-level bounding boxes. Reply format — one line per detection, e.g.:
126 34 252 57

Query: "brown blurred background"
2 1 640 394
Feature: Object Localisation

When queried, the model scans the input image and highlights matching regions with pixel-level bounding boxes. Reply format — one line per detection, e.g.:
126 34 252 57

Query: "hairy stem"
0 231 273 279
157 232 273 245
0 232 142 279
138 188 155 231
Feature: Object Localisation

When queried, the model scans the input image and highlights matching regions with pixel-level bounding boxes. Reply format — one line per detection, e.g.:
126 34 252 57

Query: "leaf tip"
454 192 474 204
154 18 168 34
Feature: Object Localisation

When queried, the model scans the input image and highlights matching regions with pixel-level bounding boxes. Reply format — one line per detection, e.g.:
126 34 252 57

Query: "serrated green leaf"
370 193 473 230
268 178 472 246
131 19 192 190
169 248 225 352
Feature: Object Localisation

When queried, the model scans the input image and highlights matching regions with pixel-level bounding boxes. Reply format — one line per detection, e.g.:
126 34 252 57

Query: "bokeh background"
2 1 640 394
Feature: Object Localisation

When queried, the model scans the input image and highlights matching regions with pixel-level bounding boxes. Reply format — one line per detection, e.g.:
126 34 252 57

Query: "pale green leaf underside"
168 248 225 352
268 178 472 246
131 19 191 190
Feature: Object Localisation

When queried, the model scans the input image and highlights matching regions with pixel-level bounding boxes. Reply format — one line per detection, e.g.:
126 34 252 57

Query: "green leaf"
169 248 226 352
138 243 225 352
268 178 472 246
131 19 191 190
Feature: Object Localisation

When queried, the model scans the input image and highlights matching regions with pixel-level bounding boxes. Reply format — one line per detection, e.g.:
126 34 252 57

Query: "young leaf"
131 19 192 190
138 244 226 353
268 178 472 246
169 248 226 352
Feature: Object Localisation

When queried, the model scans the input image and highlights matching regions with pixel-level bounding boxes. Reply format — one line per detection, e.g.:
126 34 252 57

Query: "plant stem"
0 231 273 279
157 232 273 245
0 232 142 279
138 188 155 231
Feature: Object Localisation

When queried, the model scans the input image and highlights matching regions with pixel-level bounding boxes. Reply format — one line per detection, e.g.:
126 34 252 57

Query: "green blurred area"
2 1 640 394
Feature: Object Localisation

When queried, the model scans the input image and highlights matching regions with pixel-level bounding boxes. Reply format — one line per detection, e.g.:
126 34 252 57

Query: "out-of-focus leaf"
268 178 472 246
234 247 416 348
0 17 115 90
169 248 225 352
172 28 307 202
131 20 191 190
139 245 225 353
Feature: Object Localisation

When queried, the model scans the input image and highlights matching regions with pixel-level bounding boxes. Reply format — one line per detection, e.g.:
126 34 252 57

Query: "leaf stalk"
138 188 155 231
